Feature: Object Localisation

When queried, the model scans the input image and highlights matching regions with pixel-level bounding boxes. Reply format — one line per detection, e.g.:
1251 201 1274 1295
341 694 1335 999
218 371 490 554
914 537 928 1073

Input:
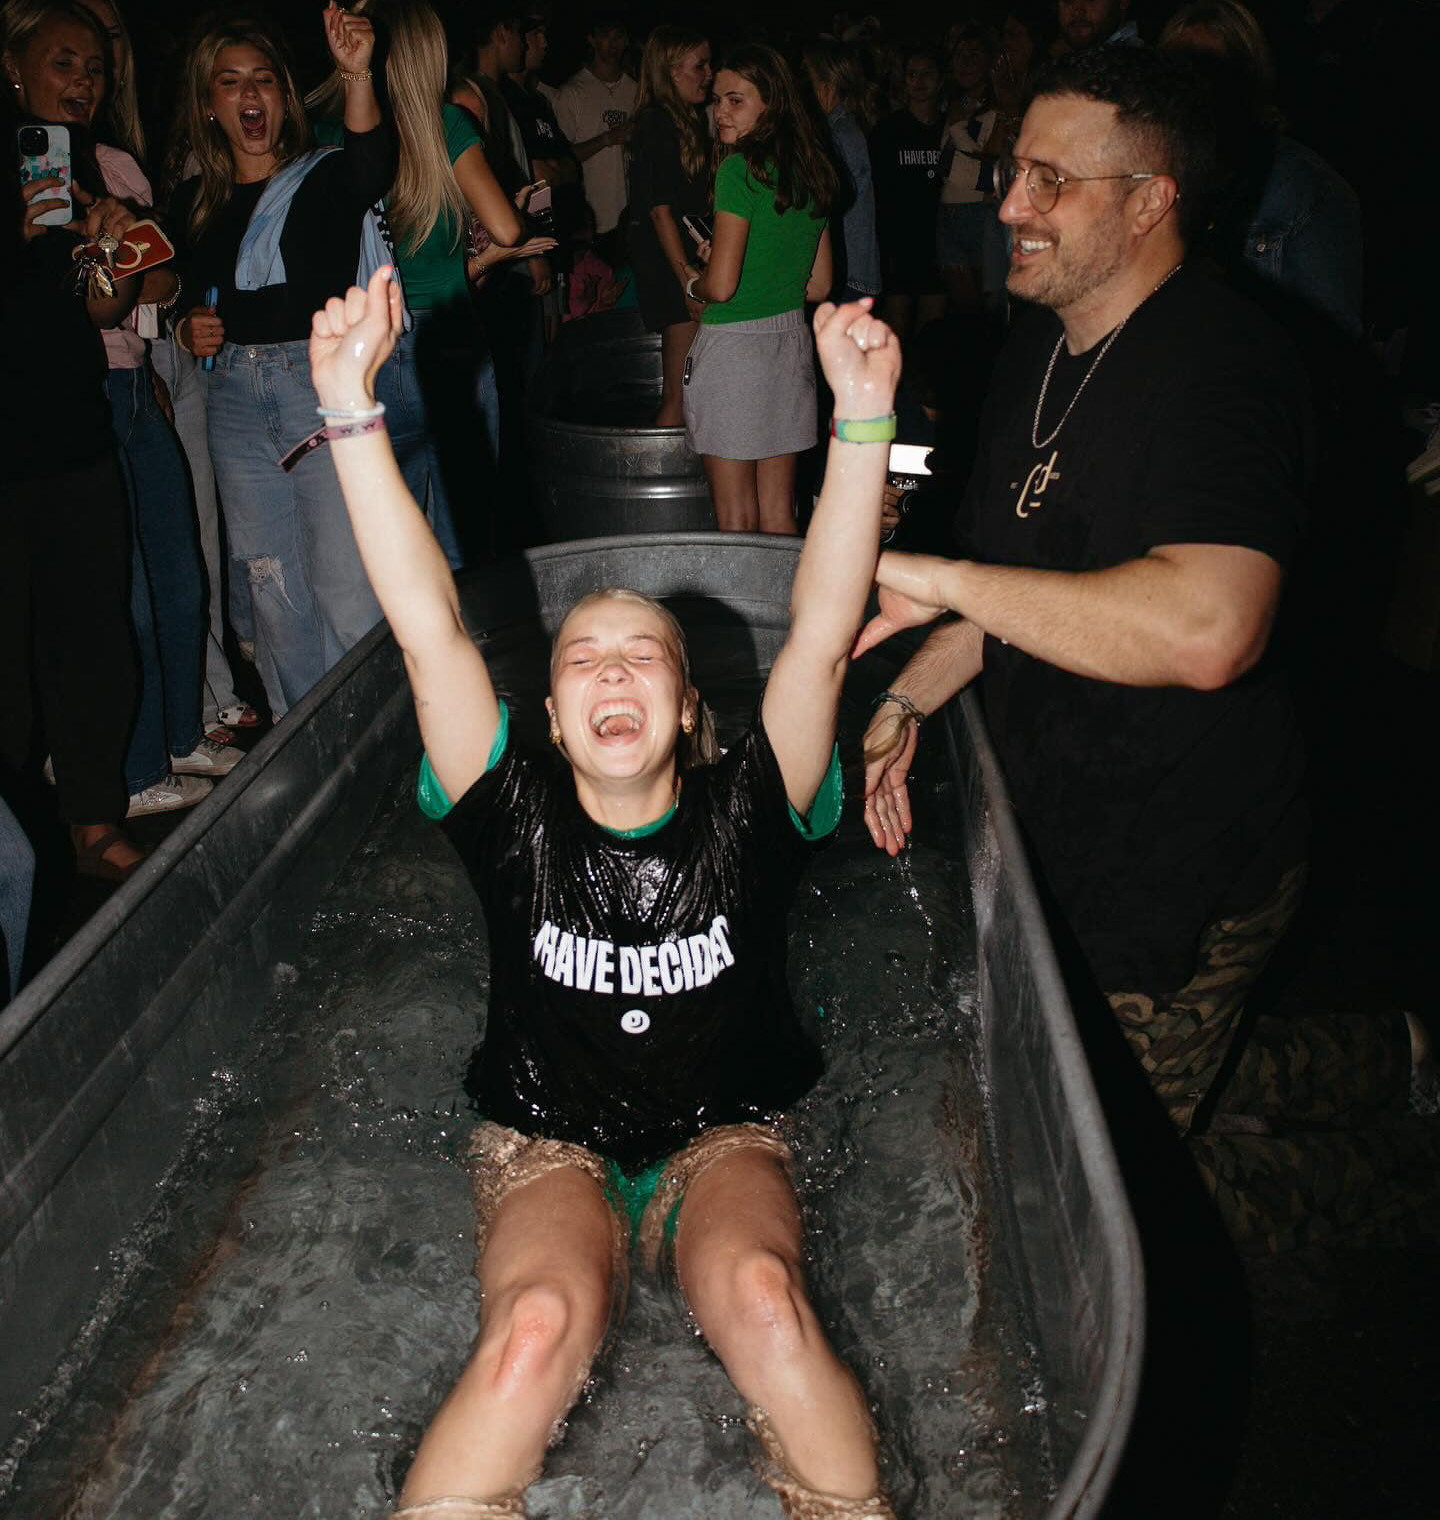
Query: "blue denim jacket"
1240 136 1363 339
827 108 882 297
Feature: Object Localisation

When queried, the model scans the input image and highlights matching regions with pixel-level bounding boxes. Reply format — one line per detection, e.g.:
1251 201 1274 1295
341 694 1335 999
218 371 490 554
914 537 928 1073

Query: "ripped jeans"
206 340 381 718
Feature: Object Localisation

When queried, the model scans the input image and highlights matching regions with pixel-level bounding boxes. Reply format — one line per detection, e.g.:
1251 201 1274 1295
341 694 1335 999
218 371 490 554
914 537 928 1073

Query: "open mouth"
589 701 645 740
59 95 92 122
239 107 268 142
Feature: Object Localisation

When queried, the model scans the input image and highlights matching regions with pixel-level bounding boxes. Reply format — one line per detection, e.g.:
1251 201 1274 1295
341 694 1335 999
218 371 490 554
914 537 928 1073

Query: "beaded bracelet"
339 69 373 83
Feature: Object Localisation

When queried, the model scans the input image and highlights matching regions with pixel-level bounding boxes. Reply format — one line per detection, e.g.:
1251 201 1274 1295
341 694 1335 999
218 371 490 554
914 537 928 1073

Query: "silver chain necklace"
1030 263 1183 451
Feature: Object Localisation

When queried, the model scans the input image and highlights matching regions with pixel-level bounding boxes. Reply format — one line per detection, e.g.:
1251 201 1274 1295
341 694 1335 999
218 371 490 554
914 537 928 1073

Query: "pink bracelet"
323 416 388 442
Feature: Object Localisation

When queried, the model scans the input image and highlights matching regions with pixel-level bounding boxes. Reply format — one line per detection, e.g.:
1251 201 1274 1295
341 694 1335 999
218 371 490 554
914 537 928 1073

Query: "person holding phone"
624 25 711 425
2 0 156 880
308 262 899 1520
686 44 835 533
169 4 395 721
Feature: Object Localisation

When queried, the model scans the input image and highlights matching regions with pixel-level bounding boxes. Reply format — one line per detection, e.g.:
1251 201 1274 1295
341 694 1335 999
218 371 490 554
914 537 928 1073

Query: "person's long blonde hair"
633 25 709 185
307 0 467 255
176 17 311 239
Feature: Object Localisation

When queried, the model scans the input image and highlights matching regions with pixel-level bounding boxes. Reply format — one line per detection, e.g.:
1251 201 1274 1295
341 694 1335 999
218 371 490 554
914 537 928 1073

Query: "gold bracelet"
340 68 373 83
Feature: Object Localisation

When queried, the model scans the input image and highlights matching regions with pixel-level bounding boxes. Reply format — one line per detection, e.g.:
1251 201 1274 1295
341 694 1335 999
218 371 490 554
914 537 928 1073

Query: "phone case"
18 126 72 226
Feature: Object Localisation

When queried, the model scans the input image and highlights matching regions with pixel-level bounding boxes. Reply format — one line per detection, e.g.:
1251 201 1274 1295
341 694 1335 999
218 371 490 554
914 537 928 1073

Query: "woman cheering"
171 3 394 719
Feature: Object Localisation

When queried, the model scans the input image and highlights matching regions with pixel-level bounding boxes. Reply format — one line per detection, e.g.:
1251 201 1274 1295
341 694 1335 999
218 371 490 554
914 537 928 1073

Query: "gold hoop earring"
549 717 562 745
681 715 695 735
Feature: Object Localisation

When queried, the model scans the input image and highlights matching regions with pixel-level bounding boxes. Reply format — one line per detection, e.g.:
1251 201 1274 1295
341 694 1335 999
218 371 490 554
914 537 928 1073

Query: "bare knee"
698 1247 808 1354
479 1278 604 1392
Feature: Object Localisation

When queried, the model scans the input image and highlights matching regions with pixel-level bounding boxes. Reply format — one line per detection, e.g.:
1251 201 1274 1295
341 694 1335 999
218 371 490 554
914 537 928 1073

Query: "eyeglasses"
996 154 1160 215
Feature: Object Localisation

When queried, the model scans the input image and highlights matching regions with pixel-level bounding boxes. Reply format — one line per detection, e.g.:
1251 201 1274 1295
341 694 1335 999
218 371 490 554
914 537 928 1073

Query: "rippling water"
3 697 1053 1518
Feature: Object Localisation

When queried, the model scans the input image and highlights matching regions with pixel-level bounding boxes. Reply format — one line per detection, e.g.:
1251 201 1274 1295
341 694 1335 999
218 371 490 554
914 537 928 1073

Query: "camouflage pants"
1108 866 1438 1253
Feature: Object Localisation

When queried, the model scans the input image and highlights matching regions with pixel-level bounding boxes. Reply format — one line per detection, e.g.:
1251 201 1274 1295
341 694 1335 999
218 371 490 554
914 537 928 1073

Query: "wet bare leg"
704 455 760 532
396 1167 616 1507
756 454 798 536
657 320 699 427
675 1147 879 1498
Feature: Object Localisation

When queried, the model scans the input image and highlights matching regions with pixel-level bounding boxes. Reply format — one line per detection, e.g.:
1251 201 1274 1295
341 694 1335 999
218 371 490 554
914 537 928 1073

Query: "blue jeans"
0 795 34 999
207 340 381 718
151 334 246 723
107 365 206 791
376 303 500 569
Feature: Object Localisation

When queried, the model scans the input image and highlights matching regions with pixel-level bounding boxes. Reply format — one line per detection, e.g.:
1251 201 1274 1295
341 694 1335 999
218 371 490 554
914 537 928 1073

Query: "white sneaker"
126 773 214 817
171 737 245 777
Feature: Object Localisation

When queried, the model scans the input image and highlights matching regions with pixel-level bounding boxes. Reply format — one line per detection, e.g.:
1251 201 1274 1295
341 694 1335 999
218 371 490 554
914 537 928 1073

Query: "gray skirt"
682 309 818 460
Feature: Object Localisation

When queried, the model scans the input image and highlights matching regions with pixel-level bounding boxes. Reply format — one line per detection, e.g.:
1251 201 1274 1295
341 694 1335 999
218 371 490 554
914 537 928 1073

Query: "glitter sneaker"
126 774 214 817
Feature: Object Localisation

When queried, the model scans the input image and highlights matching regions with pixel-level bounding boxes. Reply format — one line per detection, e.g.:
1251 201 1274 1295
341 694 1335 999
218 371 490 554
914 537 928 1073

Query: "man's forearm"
877 545 1280 690
888 618 984 713
571 134 612 162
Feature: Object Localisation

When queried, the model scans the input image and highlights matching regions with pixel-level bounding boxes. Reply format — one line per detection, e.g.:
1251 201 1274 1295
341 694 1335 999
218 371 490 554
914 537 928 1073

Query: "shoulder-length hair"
801 38 878 134
176 14 310 239
634 25 709 184
714 42 837 217
308 0 466 255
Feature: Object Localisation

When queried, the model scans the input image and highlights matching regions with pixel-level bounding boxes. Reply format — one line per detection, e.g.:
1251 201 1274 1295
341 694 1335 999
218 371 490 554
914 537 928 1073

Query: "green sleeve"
416 700 510 820
442 101 484 161
714 153 756 218
787 745 843 841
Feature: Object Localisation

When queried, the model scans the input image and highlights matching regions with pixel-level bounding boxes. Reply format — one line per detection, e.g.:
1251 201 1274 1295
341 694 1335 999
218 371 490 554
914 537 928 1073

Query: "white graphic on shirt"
531 914 736 995
620 1010 651 1034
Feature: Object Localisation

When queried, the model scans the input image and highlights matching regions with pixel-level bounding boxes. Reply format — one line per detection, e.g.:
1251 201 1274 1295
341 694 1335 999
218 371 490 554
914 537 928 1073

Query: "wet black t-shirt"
439 720 826 1169
963 265 1312 994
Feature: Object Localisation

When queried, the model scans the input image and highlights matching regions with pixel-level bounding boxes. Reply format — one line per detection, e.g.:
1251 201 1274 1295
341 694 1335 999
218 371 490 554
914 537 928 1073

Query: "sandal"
74 826 145 884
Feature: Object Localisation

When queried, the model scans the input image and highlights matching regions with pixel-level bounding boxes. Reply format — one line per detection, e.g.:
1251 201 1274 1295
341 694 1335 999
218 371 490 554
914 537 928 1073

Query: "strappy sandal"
74 827 144 884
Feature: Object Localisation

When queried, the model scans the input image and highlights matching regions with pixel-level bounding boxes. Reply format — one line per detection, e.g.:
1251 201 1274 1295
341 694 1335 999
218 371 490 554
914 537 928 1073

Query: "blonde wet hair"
550 589 720 771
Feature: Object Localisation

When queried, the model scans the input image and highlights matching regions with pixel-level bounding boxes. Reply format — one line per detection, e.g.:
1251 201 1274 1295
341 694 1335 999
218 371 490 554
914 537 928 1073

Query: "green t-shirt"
702 153 826 326
314 103 482 310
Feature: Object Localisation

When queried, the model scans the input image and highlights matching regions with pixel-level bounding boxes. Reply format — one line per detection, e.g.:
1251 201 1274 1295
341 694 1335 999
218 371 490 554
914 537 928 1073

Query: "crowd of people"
3 0 1439 1512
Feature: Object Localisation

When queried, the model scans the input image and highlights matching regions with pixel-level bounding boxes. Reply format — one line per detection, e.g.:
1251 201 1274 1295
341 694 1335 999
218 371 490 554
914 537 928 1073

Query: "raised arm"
761 298 900 813
309 268 499 801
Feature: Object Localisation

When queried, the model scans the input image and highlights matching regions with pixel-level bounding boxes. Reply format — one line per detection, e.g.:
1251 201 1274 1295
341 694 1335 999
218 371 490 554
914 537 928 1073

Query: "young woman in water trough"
310 265 902 1518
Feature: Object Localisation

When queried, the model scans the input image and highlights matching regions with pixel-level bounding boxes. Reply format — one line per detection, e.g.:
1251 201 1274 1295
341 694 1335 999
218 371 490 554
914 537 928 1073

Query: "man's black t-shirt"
439 720 826 1169
963 264 1312 994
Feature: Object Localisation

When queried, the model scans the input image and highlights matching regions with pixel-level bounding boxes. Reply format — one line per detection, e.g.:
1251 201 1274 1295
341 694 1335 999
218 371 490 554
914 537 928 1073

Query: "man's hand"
813 296 901 422
309 265 403 413
862 704 919 854
853 577 946 658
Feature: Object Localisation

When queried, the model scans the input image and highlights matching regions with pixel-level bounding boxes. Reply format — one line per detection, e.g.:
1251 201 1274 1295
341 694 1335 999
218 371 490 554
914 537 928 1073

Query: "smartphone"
18 123 72 227
528 181 554 235
887 442 932 484
682 213 713 247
